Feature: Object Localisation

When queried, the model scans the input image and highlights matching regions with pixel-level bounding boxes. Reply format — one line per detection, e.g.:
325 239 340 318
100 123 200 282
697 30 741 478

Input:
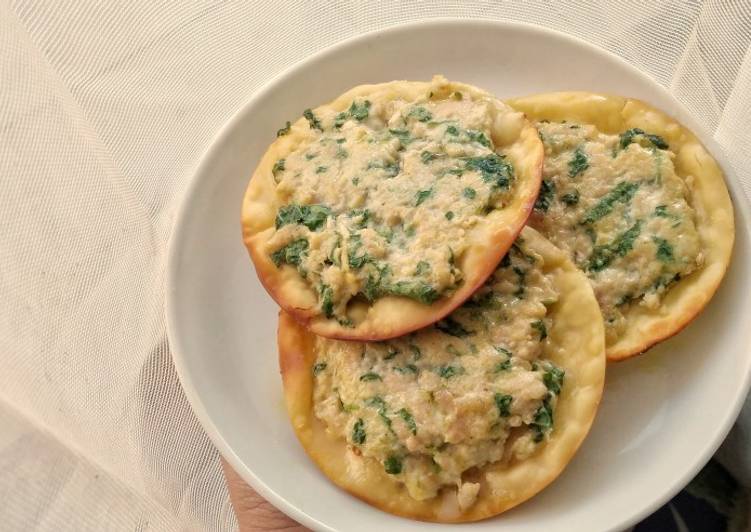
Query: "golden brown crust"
278 228 606 522
244 78 543 341
507 92 735 361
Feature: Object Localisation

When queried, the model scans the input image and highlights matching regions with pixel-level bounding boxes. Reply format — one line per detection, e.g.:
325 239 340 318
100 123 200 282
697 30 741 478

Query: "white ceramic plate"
166 19 751 532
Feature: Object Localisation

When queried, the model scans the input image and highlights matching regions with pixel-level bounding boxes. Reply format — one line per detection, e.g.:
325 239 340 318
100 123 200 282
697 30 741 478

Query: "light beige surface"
508 93 735 361
243 78 543 341
278 228 606 522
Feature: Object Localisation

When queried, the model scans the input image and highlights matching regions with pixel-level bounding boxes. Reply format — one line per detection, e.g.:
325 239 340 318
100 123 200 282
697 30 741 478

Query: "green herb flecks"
270 238 309 268
437 365 464 379
534 179 556 212
409 106 432 122
421 151 439 164
360 372 382 382
568 146 589 177
318 285 334 318
494 393 513 417
415 261 431 276
542 364 565 395
653 236 674 262
445 211 454 220
531 320 547 341
352 418 366 444
388 280 440 304
389 128 412 147
531 398 554 442
384 455 402 475
303 108 323 131
464 154 514 189
588 220 643 272
397 408 417 435
393 364 419 376
312 362 327 375
463 187 477 200
276 121 291 137
384 346 400 361
581 181 639 225
347 234 371 269
275 204 331 231
618 128 669 151
272 158 285 178
436 317 472 337
561 189 580 206
415 188 434 206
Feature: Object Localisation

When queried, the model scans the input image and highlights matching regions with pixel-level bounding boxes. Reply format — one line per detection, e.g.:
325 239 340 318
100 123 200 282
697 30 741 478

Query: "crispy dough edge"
244 78 543 341
506 92 735 361
277 227 606 522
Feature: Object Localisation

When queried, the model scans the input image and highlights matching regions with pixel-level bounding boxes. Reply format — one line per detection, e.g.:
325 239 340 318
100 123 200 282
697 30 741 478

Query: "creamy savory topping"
532 122 703 342
311 240 564 509
268 77 521 324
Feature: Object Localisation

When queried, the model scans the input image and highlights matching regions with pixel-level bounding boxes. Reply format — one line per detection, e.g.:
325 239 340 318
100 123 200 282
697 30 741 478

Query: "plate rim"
166 17 751 532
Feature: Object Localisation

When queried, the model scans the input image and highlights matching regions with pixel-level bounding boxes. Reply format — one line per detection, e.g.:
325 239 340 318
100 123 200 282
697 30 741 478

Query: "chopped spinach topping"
495 346 512 357
654 205 669 217
466 130 491 147
409 344 421 359
445 124 459 136
421 151 439 164
618 128 669 151
531 398 554 442
408 106 432 122
348 209 370 229
464 154 514 189
415 188 434 206
352 418 366 444
270 238 309 267
384 346 400 360
588 220 643 272
393 364 419 375
389 128 412 146
543 364 565 395
534 179 556 212
494 359 512 372
436 317 472 337
494 393 513 417
303 108 323 131
581 181 639 225
653 236 674 262
319 284 334 317
397 408 417 435
531 319 547 341
359 372 382 382
415 261 431 276
463 187 477 199
275 204 331 231
364 395 386 410
388 280 439 304
348 100 371 121
436 365 463 379
312 362 327 375
315 166 327 174
568 146 589 177
272 158 285 177
276 121 291 137
445 211 454 220
560 189 580 206
347 234 371 269
384 455 402 475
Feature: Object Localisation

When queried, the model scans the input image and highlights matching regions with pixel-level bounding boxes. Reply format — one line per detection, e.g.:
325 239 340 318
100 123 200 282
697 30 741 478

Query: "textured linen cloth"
1 1 750 530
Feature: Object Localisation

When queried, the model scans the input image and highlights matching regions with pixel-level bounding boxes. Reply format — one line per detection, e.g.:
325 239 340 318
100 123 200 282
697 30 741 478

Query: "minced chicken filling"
312 239 564 509
531 121 703 343
268 77 521 324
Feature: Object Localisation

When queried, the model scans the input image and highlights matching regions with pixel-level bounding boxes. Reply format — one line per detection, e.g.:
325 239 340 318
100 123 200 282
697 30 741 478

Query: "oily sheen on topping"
508 92 734 360
243 76 543 341
278 228 605 522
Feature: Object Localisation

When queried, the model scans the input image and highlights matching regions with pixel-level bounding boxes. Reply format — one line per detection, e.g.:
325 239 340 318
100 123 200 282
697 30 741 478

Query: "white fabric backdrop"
1 1 750 530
